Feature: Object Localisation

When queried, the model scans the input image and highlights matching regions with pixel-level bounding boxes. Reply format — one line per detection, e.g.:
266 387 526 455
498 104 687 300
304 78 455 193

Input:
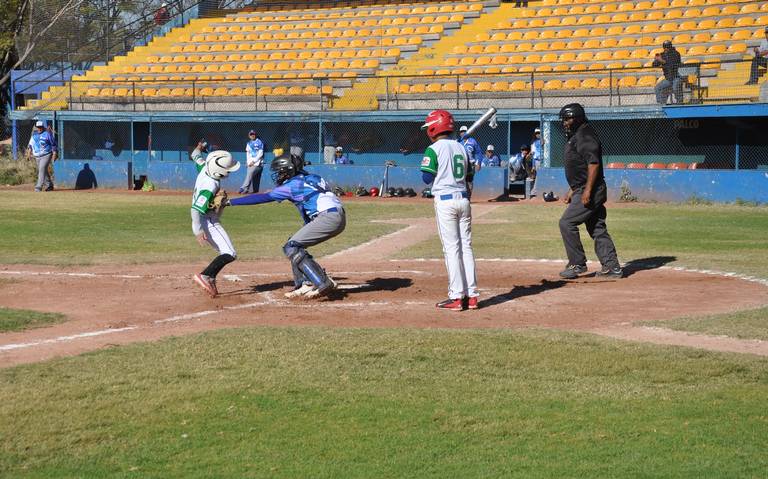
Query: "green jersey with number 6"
420 138 469 197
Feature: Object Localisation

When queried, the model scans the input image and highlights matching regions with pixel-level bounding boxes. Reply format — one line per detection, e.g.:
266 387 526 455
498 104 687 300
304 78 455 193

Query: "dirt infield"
2 204 767 367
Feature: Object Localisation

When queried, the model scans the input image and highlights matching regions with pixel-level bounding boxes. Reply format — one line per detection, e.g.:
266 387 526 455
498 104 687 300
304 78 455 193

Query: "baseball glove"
209 190 229 213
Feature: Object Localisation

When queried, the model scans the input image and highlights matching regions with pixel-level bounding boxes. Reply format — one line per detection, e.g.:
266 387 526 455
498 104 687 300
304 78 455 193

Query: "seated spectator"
746 26 768 85
481 145 501 167
652 41 683 104
509 144 532 181
334 146 353 164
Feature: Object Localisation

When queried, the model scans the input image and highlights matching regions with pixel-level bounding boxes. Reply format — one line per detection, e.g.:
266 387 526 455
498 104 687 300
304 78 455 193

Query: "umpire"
557 103 622 279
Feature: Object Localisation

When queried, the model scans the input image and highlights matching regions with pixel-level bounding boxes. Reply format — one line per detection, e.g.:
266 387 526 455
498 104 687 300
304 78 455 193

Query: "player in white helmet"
191 150 240 297
420 110 479 311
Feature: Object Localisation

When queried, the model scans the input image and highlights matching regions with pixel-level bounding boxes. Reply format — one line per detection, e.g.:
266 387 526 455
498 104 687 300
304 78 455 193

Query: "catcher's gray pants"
34 153 53 191
288 208 346 285
559 191 620 269
239 164 263 193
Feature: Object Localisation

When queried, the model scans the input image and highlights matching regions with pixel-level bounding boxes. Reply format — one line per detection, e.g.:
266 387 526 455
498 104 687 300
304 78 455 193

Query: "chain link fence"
56 113 768 172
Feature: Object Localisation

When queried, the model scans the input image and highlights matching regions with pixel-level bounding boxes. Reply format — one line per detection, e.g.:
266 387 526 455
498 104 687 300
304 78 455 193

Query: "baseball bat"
464 107 497 137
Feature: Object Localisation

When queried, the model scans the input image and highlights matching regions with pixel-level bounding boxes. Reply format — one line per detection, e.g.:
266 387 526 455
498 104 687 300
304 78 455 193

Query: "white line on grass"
0 327 138 352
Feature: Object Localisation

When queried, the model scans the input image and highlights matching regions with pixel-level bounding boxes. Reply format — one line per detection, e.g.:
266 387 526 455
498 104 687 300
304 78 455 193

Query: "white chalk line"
0 270 143 279
0 327 138 352
391 258 768 288
322 224 420 260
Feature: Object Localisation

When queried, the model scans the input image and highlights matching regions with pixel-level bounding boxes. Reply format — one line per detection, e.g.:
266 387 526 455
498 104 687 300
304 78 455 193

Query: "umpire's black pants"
559 191 620 269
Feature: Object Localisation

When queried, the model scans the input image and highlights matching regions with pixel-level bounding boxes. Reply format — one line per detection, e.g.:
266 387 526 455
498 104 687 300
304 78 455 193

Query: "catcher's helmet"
422 109 455 138
205 150 240 179
270 154 297 185
369 186 380 197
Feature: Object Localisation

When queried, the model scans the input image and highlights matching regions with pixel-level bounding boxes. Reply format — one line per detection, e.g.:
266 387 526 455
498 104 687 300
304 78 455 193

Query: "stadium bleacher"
23 0 768 111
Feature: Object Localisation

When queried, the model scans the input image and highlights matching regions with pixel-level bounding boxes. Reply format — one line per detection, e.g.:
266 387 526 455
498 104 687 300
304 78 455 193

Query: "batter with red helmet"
420 110 479 311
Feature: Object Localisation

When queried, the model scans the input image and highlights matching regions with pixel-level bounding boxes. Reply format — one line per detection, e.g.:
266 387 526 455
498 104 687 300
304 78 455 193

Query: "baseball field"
1 190 767 477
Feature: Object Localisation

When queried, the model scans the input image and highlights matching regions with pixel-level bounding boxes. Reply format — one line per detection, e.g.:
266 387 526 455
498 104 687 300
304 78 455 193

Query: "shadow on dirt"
480 279 567 308
326 277 413 301
621 256 677 278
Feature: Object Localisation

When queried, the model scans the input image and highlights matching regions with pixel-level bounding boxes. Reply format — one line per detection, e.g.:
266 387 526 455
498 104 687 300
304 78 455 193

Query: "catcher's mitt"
209 190 229 213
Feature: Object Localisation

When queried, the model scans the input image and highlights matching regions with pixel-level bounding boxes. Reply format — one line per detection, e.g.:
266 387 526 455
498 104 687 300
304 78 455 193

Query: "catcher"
191 150 240 297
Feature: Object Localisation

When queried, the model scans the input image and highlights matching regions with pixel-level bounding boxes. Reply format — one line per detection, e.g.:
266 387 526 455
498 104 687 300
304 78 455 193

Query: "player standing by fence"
421 110 479 311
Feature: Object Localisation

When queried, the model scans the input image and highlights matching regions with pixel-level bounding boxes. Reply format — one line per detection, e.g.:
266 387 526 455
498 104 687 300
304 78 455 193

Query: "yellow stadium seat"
544 17 560 27
642 23 660 34
576 51 593 62
584 4 601 14
618 76 637 87
706 44 726 55
679 20 697 31
533 42 549 52
544 79 563 90
692 33 710 43
631 48 650 59
509 80 527 91
576 16 593 26
637 76 657 87
594 51 612 61
523 31 539 40
553 64 570 72
588 63 605 71
715 18 735 28
491 81 509 92
519 65 535 73
507 31 523 41
556 29 572 39
727 43 747 54
601 38 618 48
581 78 599 89
735 17 755 28
532 79 544 89
559 52 577 62
712 31 731 42
606 26 623 36
591 27 607 37
572 28 590 37
560 17 577 26
594 14 610 24
722 5 739 16
537 65 554 72
618 37 636 48
613 50 631 60
601 3 618 13
500 44 516 53
660 23 677 33
598 77 615 88
458 82 474 93
732 30 752 41
741 4 760 15
583 39 600 49
687 45 706 56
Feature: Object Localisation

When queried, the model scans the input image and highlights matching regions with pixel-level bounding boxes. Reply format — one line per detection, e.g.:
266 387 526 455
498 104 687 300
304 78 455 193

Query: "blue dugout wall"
35 105 768 202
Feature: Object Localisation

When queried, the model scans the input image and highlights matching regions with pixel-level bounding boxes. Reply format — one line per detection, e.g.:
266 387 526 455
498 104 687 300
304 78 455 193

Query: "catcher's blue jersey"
269 173 343 223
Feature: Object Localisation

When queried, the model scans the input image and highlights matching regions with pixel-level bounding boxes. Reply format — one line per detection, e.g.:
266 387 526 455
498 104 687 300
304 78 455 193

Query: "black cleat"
595 266 624 278
559 264 587 279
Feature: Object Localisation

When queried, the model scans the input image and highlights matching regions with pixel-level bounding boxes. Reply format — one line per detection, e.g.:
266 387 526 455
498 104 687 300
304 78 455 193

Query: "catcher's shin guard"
284 241 334 293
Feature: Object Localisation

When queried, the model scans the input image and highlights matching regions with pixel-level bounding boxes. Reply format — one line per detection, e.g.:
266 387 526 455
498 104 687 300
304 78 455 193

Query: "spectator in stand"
509 144 532 181
652 40 683 104
530 127 543 169
27 121 58 192
334 146 353 164
746 26 768 85
481 145 501 167
154 2 170 26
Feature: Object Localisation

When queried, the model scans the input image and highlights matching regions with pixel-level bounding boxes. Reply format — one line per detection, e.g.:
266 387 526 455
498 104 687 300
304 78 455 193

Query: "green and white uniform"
191 169 236 257
191 146 206 173
421 138 477 301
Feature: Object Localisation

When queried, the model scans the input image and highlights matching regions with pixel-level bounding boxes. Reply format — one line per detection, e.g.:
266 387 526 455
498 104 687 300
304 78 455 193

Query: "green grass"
1 327 767 478
404 203 768 278
0 192 433 265
0 307 65 332
643 307 768 341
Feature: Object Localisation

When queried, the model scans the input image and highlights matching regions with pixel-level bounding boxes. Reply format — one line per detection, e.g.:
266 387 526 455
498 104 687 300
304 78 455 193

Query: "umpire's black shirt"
564 122 607 204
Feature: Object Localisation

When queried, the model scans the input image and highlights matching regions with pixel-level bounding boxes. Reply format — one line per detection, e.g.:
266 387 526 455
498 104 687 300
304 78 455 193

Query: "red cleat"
436 298 464 311
194 273 218 297
466 296 479 310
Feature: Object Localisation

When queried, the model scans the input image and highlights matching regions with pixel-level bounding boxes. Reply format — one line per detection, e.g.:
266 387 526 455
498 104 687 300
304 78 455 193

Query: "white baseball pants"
203 215 236 257
433 193 477 300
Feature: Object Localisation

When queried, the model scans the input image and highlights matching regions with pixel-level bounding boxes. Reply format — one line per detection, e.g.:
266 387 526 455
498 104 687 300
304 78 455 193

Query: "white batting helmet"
205 150 240 179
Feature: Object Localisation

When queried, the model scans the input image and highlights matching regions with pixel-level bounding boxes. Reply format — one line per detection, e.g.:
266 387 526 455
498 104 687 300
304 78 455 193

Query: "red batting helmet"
369 187 380 197
422 109 455 138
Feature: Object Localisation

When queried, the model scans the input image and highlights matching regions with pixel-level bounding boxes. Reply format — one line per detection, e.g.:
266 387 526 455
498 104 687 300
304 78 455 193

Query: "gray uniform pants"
559 191 620 269
288 209 346 286
34 153 53 191
655 77 683 104
240 164 263 193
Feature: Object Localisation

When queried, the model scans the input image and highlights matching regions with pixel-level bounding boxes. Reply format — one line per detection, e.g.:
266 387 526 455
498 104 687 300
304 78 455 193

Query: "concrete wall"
535 168 768 203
